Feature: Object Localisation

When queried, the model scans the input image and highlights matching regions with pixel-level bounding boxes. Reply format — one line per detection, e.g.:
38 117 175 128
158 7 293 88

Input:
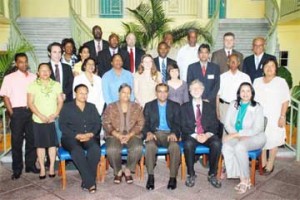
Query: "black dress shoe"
208 174 222 188
146 175 155 190
185 175 196 187
11 172 22 180
25 166 40 174
39 175 46 179
167 177 177 190
48 174 56 178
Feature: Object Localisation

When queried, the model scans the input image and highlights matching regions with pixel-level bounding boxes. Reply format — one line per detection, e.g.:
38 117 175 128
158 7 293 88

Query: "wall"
226 0 265 18
20 0 69 18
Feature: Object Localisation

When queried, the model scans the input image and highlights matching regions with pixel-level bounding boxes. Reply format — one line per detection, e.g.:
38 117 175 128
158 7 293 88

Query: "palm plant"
122 0 212 50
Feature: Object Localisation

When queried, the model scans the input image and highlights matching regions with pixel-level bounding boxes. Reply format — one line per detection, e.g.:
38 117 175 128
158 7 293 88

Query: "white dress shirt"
254 53 264 70
94 39 103 52
50 60 63 85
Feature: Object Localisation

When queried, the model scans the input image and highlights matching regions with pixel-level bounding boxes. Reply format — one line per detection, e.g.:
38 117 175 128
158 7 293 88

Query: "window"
100 0 123 18
279 51 289 67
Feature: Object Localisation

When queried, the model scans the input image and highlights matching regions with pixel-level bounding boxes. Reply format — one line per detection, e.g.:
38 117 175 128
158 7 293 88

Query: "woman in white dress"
134 54 162 107
73 57 105 115
253 57 290 175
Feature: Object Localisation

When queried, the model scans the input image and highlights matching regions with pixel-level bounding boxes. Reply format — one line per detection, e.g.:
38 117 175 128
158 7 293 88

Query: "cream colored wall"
226 0 265 18
278 24 300 86
20 0 69 18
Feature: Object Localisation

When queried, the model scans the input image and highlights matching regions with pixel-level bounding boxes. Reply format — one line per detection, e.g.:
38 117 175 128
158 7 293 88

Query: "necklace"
36 78 55 97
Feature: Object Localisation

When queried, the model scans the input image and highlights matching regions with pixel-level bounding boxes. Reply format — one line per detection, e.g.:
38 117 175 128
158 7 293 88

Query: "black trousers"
62 137 100 189
184 135 222 176
10 107 36 173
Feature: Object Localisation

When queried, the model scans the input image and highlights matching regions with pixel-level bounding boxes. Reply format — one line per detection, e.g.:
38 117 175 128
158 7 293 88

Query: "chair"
99 144 145 182
57 147 101 190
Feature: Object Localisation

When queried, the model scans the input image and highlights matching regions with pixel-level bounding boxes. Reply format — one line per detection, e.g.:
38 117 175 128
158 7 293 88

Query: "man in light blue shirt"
102 53 134 104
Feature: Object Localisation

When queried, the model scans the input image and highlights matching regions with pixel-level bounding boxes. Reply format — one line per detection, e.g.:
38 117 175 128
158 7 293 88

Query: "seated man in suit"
211 32 244 74
243 37 276 83
154 41 176 82
143 83 181 190
121 32 145 73
97 33 130 77
181 80 222 188
187 44 220 104
83 25 109 60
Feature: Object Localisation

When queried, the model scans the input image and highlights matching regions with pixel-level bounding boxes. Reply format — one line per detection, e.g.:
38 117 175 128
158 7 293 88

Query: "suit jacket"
180 101 219 141
142 99 181 139
102 102 144 138
154 57 176 80
96 48 130 77
121 46 145 71
242 53 276 83
83 39 109 60
49 62 74 102
211 49 244 74
187 61 220 102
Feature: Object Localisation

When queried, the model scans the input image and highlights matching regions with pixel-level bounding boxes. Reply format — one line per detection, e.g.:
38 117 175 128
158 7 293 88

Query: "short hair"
109 33 119 41
37 63 51 71
167 63 180 79
228 53 241 63
92 25 101 33
252 37 265 45
163 32 173 38
188 29 197 35
198 43 210 53
262 57 278 75
189 79 205 90
118 83 132 93
223 32 235 39
14 53 28 62
61 38 77 55
111 53 124 62
155 83 169 92
74 84 89 93
157 41 169 49
47 42 62 53
81 57 96 73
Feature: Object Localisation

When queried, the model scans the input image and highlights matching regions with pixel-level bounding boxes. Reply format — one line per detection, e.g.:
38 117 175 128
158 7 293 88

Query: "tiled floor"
0 157 300 200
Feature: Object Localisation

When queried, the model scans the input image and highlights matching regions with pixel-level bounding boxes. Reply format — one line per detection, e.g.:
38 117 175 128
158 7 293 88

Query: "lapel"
187 101 196 124
49 62 55 80
154 57 160 72
258 53 266 70
153 100 160 126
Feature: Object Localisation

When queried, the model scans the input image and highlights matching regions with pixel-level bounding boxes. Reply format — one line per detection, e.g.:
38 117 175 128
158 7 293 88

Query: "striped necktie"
162 59 167 83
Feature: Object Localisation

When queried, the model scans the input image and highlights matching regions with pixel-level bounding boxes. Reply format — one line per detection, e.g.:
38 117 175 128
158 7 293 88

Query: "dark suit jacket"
49 62 74 102
187 62 220 102
96 48 130 77
243 53 276 83
211 49 244 74
83 39 109 60
121 46 145 71
142 99 181 139
180 101 219 141
154 57 176 80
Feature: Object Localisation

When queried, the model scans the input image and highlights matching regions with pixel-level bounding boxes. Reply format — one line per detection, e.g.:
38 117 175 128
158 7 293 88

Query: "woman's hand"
39 114 49 123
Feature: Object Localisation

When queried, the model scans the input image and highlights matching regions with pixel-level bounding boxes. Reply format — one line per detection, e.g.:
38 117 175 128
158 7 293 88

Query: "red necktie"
196 104 204 134
129 48 134 73
202 65 206 76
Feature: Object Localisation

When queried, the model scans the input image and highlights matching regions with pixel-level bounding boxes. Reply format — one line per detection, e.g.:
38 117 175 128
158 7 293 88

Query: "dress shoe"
207 174 222 188
146 174 155 190
185 175 196 187
11 172 22 180
39 175 46 179
167 177 177 190
49 174 56 178
25 166 40 174
263 166 274 176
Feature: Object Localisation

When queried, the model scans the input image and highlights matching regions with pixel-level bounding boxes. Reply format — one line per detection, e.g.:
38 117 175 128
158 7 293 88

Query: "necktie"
97 41 101 54
162 59 167 83
129 48 134 73
112 50 115 56
255 57 260 70
227 51 231 57
55 64 60 83
202 65 206 76
196 104 204 134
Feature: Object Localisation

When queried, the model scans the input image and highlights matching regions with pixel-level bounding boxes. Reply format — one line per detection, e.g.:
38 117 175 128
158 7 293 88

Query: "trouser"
145 131 180 178
106 136 143 175
62 138 100 189
10 107 36 173
184 135 222 176
219 102 229 139
222 133 266 178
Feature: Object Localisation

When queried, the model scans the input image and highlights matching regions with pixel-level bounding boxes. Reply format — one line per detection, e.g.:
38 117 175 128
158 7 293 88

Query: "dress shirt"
61 54 77 68
109 47 118 56
158 102 170 131
94 39 103 52
158 57 167 72
224 48 232 57
254 53 264 70
218 70 251 102
50 61 63 85
102 68 134 104
0 70 36 108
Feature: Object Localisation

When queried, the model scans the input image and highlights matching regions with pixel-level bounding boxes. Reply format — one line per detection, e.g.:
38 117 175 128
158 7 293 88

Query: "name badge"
208 74 214 79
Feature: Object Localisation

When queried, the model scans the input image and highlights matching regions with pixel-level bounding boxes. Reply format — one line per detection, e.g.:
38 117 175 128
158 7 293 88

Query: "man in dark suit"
211 32 244 74
121 32 145 73
243 37 276 82
83 25 109 60
143 83 181 190
154 41 176 82
97 33 130 77
181 80 222 188
47 42 74 102
187 44 220 103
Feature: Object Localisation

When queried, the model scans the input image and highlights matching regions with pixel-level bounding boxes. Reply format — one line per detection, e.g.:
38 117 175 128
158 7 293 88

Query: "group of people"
0 25 290 195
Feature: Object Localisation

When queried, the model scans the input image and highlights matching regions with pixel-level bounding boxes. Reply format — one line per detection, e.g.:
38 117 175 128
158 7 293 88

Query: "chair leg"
105 158 109 170
217 155 223 179
60 160 66 190
96 161 101 182
258 155 263 175
181 154 186 181
202 154 208 166
58 161 62 176
250 159 256 186
140 156 144 180
166 154 170 168
100 155 106 183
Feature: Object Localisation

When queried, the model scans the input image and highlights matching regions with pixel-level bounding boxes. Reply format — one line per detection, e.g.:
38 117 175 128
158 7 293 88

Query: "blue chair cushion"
248 149 262 160
195 145 210 154
58 147 72 161
157 147 168 155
